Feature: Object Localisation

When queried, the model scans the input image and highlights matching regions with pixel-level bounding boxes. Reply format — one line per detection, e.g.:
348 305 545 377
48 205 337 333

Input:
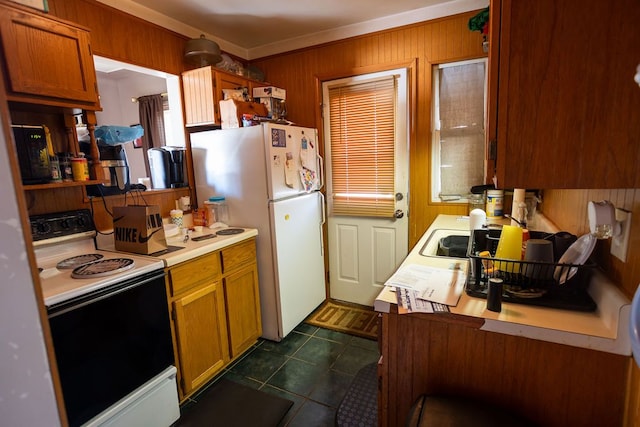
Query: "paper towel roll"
511 188 526 226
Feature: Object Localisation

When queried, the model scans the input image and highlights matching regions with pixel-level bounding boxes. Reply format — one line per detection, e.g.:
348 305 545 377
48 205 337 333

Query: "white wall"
1 115 61 424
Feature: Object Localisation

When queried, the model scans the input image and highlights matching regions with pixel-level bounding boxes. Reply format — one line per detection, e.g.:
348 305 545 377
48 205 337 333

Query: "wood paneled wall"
543 188 640 427
48 0 189 76
250 12 486 247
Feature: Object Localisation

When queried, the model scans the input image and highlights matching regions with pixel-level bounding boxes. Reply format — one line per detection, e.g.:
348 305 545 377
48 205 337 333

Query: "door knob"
395 193 404 201
394 209 404 219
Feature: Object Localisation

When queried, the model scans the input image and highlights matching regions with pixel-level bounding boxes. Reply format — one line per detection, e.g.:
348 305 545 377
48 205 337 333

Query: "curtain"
328 76 396 217
138 94 166 177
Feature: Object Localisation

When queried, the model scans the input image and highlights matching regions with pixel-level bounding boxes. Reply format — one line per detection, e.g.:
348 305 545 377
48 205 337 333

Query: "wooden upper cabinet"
488 0 640 189
182 65 260 126
0 1 100 109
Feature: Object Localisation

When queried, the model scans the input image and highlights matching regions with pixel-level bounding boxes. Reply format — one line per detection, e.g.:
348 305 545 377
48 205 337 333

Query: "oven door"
48 269 175 427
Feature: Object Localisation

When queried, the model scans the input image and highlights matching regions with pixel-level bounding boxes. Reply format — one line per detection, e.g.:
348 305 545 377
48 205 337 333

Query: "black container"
486 278 503 312
12 124 51 184
148 146 188 189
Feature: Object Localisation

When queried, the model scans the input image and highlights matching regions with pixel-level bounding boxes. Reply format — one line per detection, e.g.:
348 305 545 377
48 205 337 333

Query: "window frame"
430 58 488 204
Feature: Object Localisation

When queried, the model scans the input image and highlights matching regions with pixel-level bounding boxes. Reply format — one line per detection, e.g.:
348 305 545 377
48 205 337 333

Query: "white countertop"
96 226 258 267
374 214 631 355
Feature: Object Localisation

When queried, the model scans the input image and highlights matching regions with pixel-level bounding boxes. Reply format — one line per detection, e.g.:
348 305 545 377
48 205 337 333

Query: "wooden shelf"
22 180 103 191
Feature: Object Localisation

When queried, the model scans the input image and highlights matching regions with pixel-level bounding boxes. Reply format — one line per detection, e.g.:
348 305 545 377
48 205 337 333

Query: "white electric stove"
31 209 165 307
30 209 179 427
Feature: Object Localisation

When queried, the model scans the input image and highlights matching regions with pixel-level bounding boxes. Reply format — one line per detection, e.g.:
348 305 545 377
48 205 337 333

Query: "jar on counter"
58 153 74 181
486 189 504 218
71 154 90 181
204 196 229 226
468 193 485 214
49 155 62 182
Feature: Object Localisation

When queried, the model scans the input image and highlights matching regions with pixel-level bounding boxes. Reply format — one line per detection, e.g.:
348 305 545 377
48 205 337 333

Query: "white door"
323 69 409 306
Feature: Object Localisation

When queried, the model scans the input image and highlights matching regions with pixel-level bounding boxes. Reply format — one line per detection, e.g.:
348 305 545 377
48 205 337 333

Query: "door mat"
305 300 378 340
175 379 293 427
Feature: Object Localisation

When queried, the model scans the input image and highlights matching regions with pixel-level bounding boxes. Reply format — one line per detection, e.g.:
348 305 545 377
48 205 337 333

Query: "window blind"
328 76 396 217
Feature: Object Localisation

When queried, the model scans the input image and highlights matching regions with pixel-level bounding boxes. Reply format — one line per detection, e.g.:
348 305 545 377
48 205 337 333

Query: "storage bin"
204 196 229 225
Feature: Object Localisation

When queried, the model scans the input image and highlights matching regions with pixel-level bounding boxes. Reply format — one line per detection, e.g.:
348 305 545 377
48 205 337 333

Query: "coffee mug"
523 239 554 279
552 232 577 262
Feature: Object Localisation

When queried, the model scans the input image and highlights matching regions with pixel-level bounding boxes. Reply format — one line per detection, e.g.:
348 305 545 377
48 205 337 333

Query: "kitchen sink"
419 228 470 258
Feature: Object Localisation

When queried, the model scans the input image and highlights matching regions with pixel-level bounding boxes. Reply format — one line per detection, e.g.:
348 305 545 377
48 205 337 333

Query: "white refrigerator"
190 123 326 341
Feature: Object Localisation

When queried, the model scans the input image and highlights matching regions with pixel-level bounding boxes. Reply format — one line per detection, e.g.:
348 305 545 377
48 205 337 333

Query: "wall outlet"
611 208 632 262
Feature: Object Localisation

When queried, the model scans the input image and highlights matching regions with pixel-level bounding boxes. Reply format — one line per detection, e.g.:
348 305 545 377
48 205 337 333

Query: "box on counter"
113 204 167 255
252 86 286 100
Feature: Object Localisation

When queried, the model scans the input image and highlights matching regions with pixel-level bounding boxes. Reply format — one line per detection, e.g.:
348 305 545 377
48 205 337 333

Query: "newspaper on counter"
385 263 466 313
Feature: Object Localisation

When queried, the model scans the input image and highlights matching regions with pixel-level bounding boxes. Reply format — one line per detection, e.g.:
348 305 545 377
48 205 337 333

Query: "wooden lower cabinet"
224 263 261 357
378 308 629 427
221 239 262 358
167 238 261 400
172 281 229 396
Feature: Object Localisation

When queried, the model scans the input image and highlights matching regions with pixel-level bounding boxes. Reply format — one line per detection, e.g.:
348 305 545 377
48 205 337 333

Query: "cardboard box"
113 205 167 254
256 98 287 119
253 86 286 100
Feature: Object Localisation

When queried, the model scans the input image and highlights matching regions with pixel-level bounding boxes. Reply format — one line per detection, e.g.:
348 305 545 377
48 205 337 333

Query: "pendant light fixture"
184 34 222 67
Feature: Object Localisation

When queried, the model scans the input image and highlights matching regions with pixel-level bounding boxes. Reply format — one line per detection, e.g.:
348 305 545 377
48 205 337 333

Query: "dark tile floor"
180 322 380 426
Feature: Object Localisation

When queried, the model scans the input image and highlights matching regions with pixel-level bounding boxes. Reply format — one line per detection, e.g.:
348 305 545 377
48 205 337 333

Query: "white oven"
32 210 179 427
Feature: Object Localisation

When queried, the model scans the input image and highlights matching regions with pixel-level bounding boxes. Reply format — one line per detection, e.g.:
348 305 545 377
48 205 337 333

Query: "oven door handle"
47 270 166 318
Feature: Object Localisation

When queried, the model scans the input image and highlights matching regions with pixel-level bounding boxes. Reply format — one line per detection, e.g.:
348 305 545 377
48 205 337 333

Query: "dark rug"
336 362 378 426
175 379 293 427
305 299 378 340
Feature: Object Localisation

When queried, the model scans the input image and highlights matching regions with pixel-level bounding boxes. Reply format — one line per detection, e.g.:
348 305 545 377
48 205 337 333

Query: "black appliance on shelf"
147 146 188 189
11 124 51 184
86 143 131 197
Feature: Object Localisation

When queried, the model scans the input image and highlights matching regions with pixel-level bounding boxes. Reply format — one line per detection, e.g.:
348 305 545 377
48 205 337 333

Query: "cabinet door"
489 0 640 189
182 66 252 126
173 282 229 396
224 264 262 357
182 66 216 126
0 5 99 108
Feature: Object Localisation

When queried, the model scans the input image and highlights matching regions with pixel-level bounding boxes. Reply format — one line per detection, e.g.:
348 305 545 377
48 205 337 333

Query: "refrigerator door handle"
318 191 326 255
317 153 324 190
319 192 326 226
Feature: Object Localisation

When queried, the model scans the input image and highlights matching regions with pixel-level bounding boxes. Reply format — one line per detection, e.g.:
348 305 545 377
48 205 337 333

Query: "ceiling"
99 0 487 60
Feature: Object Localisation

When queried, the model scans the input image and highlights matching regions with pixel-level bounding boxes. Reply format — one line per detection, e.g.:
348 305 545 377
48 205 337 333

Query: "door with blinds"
322 69 409 306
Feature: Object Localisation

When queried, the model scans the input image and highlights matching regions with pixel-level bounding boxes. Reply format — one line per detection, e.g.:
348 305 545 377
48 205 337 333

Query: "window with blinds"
327 76 396 217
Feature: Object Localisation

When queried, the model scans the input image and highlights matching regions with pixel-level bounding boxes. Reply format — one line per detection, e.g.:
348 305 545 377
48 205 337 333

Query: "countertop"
96 226 258 267
374 214 631 355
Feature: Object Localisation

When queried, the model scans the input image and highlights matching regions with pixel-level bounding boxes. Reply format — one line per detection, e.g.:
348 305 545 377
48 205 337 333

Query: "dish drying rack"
465 229 597 312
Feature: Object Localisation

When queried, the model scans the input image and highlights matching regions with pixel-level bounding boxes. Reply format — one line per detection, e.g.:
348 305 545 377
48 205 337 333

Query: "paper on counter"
385 263 466 306
396 288 451 314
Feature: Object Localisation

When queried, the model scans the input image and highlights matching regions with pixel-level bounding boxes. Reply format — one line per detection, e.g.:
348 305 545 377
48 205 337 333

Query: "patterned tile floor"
179 322 380 426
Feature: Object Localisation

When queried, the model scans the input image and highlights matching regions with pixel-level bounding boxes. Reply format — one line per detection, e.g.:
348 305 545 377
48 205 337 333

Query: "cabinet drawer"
221 239 256 274
169 252 221 296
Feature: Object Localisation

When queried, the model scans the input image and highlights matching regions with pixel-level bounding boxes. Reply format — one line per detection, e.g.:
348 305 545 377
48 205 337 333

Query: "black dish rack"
466 229 597 312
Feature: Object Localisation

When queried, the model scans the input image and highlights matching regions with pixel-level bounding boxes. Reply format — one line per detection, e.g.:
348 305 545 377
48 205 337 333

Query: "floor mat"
175 379 293 427
305 300 378 340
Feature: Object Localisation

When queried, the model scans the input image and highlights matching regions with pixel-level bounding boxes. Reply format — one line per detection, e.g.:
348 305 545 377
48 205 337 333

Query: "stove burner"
57 254 104 270
71 258 135 279
216 228 244 236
